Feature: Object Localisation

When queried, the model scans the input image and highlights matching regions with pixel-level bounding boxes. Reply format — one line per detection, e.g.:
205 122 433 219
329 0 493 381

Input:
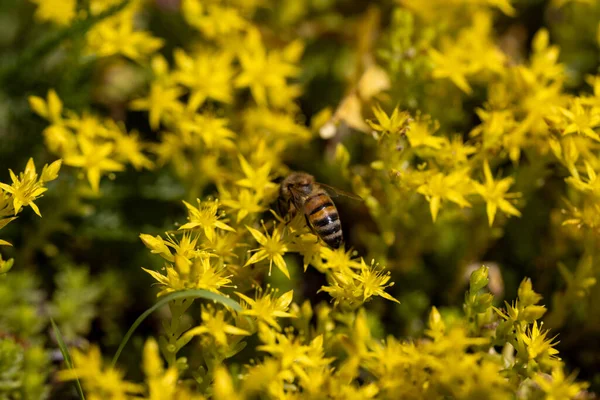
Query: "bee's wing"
317 182 363 201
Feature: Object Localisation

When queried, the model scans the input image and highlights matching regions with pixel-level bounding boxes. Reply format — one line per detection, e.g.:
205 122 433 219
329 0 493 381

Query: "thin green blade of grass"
110 289 242 368
51 318 86 400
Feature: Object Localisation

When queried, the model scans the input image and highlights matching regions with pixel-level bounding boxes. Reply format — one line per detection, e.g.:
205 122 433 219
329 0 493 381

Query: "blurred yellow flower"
182 0 248 39
473 160 521 226
172 49 235 110
235 28 302 106
130 81 184 131
416 169 472 222
63 137 125 193
29 0 77 25
143 338 206 400
57 346 143 398
86 14 164 62
533 367 589 400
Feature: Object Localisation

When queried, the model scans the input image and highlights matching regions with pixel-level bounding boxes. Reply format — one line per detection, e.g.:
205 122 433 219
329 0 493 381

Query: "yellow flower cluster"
0 158 61 273
60 267 588 399
335 10 600 246
58 339 204 400
16 0 596 398
29 90 153 193
29 0 163 62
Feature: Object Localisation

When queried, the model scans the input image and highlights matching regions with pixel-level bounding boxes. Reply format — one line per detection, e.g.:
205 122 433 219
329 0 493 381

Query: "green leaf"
51 318 85 400
110 289 241 368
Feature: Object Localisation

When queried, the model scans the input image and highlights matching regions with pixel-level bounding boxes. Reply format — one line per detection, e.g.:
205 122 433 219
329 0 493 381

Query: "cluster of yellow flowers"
0 158 61 274
30 0 162 62
315 3 600 264
17 0 599 398
29 90 153 193
59 266 589 399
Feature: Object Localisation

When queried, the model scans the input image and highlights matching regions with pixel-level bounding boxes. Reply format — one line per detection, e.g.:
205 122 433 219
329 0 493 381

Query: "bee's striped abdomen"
305 191 343 248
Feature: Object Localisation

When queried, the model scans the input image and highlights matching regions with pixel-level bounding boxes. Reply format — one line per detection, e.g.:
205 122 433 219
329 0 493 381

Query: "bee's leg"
278 198 293 223
304 215 320 244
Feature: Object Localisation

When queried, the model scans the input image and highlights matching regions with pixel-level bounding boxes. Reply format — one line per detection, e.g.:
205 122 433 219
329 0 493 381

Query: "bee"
279 172 362 249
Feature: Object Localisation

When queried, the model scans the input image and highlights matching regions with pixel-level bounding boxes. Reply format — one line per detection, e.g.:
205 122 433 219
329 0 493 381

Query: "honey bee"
279 172 362 249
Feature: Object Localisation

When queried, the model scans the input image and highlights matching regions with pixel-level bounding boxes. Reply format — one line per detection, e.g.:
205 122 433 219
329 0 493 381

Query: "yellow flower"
29 0 77 25
181 305 250 347
143 338 205 400
562 199 600 231
245 223 290 278
163 231 205 261
533 367 589 400
236 288 295 330
66 112 112 140
177 113 236 150
514 321 560 365
63 137 125 193
366 104 411 138
319 259 400 308
221 189 265 223
213 366 244 400
316 246 362 272
56 346 143 398
406 119 446 149
30 90 77 154
139 233 174 262
354 259 400 305
429 48 474 94
86 14 164 62
29 89 64 124
438 136 477 166
0 158 61 217
181 0 248 39
235 28 302 106
560 98 600 140
130 81 184 130
242 107 312 142
143 256 233 296
172 49 235 110
179 199 235 242
416 168 472 222
473 160 521 226
236 155 278 197
257 331 332 382
112 129 154 170
471 109 516 152
429 11 506 94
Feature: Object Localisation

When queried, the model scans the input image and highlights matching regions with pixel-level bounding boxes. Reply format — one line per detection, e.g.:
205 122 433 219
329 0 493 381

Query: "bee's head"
280 172 315 199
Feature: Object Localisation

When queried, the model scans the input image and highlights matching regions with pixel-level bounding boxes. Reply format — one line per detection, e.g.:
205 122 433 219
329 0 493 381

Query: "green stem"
0 0 130 83
110 289 241 368
165 298 193 366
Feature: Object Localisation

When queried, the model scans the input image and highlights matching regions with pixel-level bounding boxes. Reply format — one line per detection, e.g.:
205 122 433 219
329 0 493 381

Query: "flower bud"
470 265 490 292
0 256 14 274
